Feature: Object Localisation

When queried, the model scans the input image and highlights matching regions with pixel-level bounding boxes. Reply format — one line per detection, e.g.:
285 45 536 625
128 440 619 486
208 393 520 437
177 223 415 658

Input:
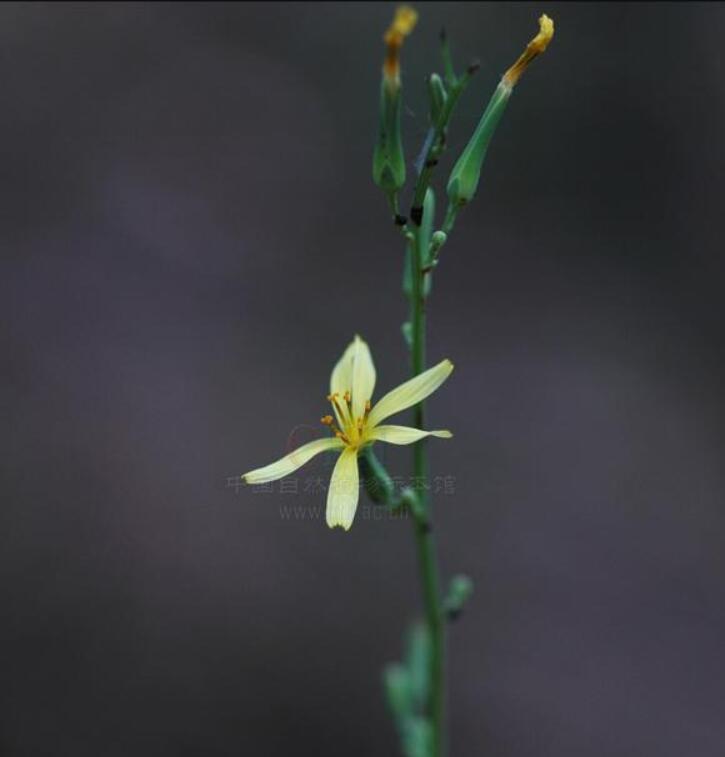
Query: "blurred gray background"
2 2 725 755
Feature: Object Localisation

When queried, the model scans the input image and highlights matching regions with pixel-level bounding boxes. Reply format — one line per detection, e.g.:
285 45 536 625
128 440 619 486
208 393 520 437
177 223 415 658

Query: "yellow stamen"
343 390 352 406
321 414 344 439
502 14 554 89
327 392 348 425
383 5 418 83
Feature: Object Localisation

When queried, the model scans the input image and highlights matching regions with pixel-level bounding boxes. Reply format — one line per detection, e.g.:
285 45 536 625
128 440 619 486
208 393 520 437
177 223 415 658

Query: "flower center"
321 392 372 448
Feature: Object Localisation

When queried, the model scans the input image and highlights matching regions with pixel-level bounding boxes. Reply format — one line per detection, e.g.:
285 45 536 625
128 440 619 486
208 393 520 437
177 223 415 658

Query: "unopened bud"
443 574 474 619
446 82 510 207
430 230 447 256
502 14 554 89
383 6 418 87
428 73 447 125
373 6 419 194
373 79 406 193
446 15 554 208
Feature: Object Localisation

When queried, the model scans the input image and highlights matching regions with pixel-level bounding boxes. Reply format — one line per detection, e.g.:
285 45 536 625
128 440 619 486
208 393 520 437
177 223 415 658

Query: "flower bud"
446 15 554 208
445 83 510 207
428 73 447 125
502 13 555 89
443 574 474 620
430 230 447 257
373 6 418 195
373 78 407 193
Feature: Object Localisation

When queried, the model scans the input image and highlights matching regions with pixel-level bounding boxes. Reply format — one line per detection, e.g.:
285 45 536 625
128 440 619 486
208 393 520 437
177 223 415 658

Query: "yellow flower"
243 335 454 531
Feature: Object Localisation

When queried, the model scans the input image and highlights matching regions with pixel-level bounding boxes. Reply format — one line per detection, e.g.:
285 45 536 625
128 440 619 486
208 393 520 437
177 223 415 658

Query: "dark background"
3 2 725 755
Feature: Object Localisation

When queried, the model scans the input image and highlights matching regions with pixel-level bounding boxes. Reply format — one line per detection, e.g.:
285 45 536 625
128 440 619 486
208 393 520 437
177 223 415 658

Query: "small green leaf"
401 321 413 349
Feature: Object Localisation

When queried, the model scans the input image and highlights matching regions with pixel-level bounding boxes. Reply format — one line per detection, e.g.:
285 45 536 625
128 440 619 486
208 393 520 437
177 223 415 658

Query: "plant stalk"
401 51 476 757
410 222 445 757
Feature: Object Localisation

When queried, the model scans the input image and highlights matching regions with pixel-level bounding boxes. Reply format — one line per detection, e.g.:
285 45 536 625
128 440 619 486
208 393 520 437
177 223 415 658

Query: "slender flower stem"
409 220 446 757
403 53 476 757
377 14 554 756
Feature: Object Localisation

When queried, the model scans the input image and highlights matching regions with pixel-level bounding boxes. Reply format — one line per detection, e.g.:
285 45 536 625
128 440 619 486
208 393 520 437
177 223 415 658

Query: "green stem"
410 223 445 757
400 58 476 757
442 202 460 237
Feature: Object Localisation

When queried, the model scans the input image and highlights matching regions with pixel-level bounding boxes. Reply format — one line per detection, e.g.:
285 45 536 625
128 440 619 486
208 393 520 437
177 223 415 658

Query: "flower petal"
326 447 360 531
330 340 356 397
351 335 376 419
330 335 376 415
243 437 344 484
367 359 454 428
367 425 453 445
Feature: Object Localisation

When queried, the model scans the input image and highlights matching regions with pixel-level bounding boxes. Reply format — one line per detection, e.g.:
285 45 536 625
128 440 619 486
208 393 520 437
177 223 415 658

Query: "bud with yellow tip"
502 14 554 89
373 6 419 199
446 15 554 208
383 5 418 87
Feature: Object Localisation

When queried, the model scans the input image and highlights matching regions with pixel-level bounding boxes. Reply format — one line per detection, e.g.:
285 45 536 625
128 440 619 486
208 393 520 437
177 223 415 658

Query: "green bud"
373 79 406 194
447 14 555 208
427 73 447 125
400 487 424 520
443 574 474 619
419 188 435 252
430 230 447 257
446 81 511 207
373 5 417 196
420 188 435 297
403 188 435 298
401 320 413 348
